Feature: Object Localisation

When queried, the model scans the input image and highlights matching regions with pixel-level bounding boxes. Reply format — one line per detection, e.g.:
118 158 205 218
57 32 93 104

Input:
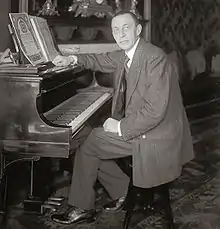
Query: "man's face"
111 13 142 52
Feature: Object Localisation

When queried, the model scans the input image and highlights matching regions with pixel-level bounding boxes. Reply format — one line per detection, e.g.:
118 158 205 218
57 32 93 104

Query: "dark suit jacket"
77 38 194 188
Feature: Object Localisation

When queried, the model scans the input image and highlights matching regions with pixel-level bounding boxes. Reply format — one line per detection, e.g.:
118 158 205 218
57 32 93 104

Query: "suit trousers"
68 127 133 210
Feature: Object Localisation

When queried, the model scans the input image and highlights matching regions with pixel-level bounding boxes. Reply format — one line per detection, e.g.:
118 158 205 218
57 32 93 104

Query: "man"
51 10 194 225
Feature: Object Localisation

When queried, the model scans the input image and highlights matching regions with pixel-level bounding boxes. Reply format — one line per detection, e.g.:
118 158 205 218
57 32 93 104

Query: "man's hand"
52 55 77 66
103 118 119 134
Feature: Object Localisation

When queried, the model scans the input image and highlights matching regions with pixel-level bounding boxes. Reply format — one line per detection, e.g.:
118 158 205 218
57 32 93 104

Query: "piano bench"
117 157 175 229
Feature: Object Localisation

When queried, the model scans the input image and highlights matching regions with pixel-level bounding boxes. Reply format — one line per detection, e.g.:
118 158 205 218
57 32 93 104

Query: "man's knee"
87 127 104 141
79 127 103 152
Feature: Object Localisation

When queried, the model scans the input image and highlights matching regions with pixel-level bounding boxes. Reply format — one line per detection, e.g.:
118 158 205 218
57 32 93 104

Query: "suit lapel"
126 39 144 108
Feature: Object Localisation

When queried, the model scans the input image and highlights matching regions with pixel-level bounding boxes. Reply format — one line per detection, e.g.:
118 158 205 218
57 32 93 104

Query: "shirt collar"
125 38 140 61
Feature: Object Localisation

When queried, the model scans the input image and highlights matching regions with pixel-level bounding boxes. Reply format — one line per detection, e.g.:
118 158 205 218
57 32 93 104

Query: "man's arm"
53 51 121 74
76 52 119 73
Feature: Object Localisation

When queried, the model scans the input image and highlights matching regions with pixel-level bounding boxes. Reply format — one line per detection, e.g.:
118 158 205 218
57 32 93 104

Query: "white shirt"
125 38 140 68
117 38 140 136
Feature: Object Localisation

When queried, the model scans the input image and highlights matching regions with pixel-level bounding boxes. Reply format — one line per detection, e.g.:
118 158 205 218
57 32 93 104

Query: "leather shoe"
51 205 95 225
103 196 126 212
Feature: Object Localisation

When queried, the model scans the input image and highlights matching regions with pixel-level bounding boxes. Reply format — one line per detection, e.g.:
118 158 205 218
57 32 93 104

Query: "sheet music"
9 13 46 66
29 16 59 62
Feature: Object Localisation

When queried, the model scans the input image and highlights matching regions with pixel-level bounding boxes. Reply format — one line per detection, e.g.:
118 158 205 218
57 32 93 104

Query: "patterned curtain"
151 0 220 82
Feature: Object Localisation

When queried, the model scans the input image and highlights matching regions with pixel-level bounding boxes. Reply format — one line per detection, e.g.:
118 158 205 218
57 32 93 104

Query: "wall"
0 1 11 52
151 0 220 54
151 0 220 82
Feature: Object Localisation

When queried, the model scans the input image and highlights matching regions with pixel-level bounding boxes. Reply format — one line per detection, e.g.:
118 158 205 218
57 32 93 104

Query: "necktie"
124 56 130 74
122 55 129 109
112 56 129 120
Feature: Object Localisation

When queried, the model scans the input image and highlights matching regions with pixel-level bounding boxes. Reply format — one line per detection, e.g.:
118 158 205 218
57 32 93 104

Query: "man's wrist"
118 120 122 136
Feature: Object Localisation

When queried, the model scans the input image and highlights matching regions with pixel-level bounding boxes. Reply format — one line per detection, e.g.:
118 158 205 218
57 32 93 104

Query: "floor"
1 74 220 228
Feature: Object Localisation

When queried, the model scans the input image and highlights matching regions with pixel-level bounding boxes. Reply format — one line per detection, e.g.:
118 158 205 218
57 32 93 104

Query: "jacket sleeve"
120 54 172 141
77 51 120 73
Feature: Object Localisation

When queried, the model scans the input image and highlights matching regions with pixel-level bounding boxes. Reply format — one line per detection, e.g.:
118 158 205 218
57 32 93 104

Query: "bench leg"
160 186 175 229
123 184 136 229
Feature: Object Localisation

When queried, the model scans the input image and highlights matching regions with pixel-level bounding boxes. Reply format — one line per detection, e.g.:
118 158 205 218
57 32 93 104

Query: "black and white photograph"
0 0 220 228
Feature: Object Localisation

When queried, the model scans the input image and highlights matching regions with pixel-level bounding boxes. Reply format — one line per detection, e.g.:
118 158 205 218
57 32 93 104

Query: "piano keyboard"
44 86 112 133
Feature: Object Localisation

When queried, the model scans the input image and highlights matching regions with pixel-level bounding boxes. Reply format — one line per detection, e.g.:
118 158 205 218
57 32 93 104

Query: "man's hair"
111 10 140 26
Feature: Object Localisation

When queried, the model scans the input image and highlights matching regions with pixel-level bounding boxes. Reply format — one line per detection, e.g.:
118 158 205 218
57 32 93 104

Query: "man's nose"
119 30 125 38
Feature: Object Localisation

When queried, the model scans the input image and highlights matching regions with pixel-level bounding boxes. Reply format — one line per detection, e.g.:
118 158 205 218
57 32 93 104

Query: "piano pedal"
46 196 65 206
41 204 57 215
40 196 65 215
48 196 64 202
44 200 62 206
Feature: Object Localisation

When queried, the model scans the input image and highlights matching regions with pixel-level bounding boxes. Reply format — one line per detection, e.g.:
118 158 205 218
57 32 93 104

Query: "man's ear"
136 24 142 36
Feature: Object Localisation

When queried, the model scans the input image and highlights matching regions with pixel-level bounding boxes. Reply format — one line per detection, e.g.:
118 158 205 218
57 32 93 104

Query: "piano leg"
0 165 7 225
30 160 34 198
0 150 9 226
24 158 66 215
0 152 47 215
23 158 44 214
0 153 41 221
24 159 65 215
0 150 6 216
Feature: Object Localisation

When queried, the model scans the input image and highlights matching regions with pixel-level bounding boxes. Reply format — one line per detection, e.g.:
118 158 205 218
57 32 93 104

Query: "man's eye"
113 29 119 34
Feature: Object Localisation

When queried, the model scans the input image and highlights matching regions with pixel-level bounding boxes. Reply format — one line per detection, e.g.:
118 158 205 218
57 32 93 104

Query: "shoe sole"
52 215 96 225
103 207 125 213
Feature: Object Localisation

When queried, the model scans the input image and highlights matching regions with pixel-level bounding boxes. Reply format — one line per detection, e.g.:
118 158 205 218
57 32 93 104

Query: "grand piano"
0 62 113 214
0 64 112 158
